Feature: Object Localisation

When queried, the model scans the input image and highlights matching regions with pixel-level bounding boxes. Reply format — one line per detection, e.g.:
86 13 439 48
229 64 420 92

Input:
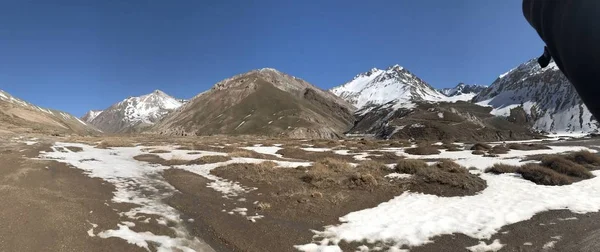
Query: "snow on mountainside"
89 90 183 133
440 83 487 97
81 110 103 123
0 89 98 134
330 65 448 110
474 59 598 133
330 65 478 114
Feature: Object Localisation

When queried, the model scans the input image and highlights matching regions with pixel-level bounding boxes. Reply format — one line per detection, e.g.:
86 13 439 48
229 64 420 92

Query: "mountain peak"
440 83 487 97
330 65 447 109
88 90 184 133
152 89 167 95
386 64 404 71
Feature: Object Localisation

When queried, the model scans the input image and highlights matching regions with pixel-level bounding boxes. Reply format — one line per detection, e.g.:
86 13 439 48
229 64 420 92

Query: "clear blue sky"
0 0 544 116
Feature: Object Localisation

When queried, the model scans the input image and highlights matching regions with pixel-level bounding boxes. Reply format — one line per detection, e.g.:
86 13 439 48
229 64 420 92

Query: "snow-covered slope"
81 110 103 123
89 90 183 133
330 65 473 112
440 83 487 98
474 59 598 133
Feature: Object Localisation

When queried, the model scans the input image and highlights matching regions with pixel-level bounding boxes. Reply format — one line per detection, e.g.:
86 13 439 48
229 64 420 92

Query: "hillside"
153 68 355 139
0 89 98 135
474 59 598 133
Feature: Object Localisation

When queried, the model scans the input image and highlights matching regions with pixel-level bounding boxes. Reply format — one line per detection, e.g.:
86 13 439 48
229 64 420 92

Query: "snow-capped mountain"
89 90 183 133
330 65 449 110
81 110 103 123
440 83 487 98
474 59 598 133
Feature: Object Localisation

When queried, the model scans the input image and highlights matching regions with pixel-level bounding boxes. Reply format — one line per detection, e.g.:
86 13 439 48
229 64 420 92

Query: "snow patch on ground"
385 173 412 179
241 146 283 158
298 144 600 250
466 239 505 252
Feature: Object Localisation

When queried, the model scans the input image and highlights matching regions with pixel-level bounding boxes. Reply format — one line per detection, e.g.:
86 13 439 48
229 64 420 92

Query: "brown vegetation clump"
276 148 354 162
301 158 353 188
470 143 492 151
540 156 594 179
355 160 392 177
405 146 441 155
472 150 485 155
411 166 487 197
149 149 171 154
133 154 232 166
518 163 574 186
439 142 462 151
191 155 232 164
433 159 468 173
485 163 520 174
347 173 378 188
96 139 135 149
211 161 279 182
395 159 428 174
506 143 551 151
489 145 510 155
565 151 600 168
366 152 405 163
64 146 83 152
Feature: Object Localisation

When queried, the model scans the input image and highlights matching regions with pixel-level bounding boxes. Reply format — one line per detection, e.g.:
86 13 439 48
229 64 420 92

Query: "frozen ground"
38 142 309 252
30 139 600 252
297 145 600 251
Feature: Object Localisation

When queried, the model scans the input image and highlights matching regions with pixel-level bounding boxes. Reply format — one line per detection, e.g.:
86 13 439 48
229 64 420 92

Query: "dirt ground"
0 136 144 251
5 133 600 252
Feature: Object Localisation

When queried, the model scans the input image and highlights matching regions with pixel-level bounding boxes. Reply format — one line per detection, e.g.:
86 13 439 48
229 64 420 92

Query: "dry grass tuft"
540 156 594 179
405 146 441 155
433 159 468 173
255 202 271 211
507 143 551 151
276 148 354 162
413 166 487 195
133 154 232 166
356 160 392 177
395 159 428 174
149 149 171 154
472 150 486 155
347 173 378 188
518 163 574 186
565 151 600 168
470 143 492 151
97 139 135 149
301 158 353 188
190 155 232 164
485 163 520 174
489 145 510 154
64 146 83 152
366 152 405 163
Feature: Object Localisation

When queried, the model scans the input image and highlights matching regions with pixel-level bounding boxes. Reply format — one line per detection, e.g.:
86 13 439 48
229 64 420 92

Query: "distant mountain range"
439 83 487 99
0 58 594 138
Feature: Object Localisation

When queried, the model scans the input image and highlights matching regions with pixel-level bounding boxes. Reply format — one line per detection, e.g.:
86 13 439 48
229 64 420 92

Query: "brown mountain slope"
153 68 355 139
349 101 541 142
0 89 99 135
